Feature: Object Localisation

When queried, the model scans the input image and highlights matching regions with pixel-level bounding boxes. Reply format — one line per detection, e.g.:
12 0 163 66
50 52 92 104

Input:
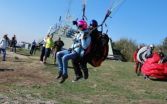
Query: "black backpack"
84 32 109 67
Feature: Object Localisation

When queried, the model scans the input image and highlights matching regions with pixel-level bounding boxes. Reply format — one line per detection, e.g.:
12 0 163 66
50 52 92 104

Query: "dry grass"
1 51 167 104
0 53 54 86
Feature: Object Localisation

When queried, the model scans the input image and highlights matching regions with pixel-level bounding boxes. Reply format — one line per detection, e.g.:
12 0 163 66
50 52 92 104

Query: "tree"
114 38 137 61
162 37 167 53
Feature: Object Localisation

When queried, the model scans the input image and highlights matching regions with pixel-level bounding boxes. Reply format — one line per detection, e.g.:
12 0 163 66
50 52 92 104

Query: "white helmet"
137 45 141 49
149 44 154 49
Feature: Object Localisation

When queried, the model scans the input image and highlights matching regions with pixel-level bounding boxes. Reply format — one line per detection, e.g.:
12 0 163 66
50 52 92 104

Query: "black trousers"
40 47 45 61
30 45 36 55
72 56 89 79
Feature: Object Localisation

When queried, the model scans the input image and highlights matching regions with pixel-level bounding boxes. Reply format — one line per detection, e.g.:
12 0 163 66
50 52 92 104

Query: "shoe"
144 75 150 80
59 74 68 83
73 75 83 81
137 72 141 76
56 72 62 79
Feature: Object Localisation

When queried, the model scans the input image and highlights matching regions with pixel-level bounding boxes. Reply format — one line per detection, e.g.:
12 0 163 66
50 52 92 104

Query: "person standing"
133 45 142 76
10 34 17 53
39 34 49 63
53 37 64 64
30 40 36 55
43 35 54 63
0 34 10 61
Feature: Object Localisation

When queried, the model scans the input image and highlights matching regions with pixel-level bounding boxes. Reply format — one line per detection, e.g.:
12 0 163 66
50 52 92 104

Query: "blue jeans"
0 48 6 61
56 50 78 75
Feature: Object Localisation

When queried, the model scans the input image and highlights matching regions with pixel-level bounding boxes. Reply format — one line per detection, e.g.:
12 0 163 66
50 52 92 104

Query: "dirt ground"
0 51 55 86
0 52 59 103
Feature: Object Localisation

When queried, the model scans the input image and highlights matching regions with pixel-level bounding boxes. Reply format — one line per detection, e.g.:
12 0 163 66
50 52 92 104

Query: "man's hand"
68 48 72 52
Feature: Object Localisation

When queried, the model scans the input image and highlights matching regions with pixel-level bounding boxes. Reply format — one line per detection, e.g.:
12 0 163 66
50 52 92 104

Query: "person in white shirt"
0 34 10 61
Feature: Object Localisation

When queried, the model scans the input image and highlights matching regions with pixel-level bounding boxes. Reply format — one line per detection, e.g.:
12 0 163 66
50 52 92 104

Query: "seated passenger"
56 20 91 83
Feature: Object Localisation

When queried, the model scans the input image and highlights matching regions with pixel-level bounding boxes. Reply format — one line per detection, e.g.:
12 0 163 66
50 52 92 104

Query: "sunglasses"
78 25 83 28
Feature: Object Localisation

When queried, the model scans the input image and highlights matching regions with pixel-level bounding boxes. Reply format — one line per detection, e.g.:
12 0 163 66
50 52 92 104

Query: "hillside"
0 51 167 104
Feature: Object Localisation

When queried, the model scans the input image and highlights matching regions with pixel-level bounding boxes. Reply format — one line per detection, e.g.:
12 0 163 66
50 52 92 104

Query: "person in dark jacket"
158 48 165 59
158 48 167 63
10 35 17 53
53 37 64 64
30 40 36 55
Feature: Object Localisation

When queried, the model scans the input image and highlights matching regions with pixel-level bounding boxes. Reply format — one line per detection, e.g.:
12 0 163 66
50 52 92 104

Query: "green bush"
113 38 137 61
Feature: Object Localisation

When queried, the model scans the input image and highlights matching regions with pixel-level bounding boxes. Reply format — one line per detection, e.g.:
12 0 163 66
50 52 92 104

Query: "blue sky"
0 0 167 45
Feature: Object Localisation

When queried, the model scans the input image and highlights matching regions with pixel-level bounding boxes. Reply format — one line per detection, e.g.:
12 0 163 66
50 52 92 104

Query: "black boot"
56 72 62 79
83 70 88 79
73 75 83 81
59 74 68 83
80 62 88 80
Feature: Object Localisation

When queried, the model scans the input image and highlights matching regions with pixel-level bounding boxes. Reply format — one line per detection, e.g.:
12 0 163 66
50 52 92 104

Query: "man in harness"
72 19 100 81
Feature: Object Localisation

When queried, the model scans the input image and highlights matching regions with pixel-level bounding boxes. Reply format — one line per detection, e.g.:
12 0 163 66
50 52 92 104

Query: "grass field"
0 49 167 104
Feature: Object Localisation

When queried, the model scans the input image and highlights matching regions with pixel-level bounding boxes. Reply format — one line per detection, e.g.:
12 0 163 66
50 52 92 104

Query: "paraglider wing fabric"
141 52 167 79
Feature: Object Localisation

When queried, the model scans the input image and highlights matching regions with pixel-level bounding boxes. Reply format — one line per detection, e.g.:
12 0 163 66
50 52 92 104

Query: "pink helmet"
77 20 87 30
